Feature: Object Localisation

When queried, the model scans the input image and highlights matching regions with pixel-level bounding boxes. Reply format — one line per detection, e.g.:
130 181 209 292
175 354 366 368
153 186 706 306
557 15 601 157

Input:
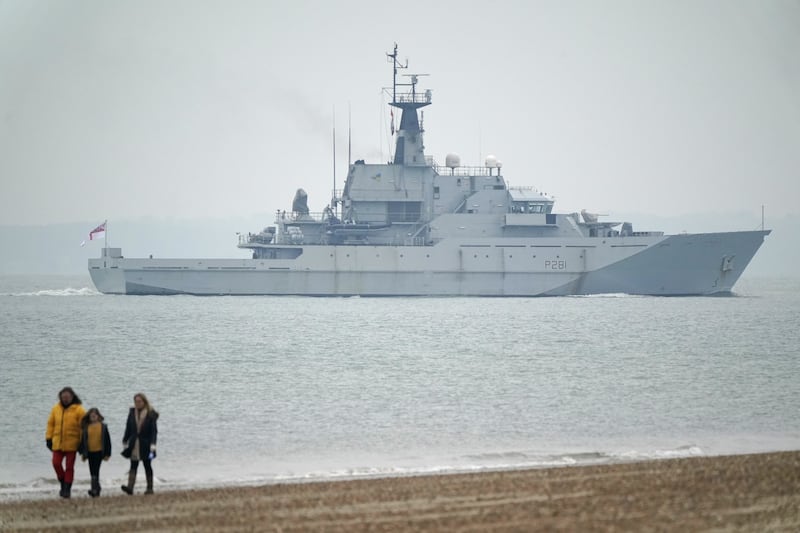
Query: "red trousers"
52 450 76 484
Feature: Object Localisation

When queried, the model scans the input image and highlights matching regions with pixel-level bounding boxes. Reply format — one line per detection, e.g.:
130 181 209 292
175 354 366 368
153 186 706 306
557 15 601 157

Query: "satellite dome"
485 155 497 168
445 153 461 168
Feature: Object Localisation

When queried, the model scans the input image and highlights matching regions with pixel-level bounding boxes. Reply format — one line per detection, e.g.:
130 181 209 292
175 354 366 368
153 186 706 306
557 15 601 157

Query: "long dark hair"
58 386 82 406
81 407 104 429
134 393 159 419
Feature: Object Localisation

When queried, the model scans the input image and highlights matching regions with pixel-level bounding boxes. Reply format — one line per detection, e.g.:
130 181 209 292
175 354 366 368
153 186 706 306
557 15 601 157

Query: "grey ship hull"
88 230 769 296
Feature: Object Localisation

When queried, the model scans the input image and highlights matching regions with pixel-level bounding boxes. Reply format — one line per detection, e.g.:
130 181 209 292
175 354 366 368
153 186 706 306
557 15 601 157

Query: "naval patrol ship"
89 46 770 296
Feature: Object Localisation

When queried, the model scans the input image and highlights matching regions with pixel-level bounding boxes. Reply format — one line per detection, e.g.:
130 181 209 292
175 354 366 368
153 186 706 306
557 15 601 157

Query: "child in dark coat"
78 407 112 497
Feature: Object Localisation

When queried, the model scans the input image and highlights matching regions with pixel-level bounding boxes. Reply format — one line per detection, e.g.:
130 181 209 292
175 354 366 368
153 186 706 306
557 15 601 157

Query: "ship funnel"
292 188 310 215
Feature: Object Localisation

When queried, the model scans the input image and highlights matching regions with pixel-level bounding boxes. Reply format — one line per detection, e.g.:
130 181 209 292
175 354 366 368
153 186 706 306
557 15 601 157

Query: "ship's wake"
7 287 100 297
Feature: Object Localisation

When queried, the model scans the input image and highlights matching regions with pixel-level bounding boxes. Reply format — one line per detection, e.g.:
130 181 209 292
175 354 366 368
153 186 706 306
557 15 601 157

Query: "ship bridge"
508 187 554 214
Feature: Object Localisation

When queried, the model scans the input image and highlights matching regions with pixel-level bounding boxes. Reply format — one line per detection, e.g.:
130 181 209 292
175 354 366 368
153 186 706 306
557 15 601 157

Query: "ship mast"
386 44 431 166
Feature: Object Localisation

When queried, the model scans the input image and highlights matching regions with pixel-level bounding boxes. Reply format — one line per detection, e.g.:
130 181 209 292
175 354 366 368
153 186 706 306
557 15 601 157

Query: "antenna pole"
332 106 336 216
386 43 407 104
389 43 397 103
762 204 765 231
348 101 352 167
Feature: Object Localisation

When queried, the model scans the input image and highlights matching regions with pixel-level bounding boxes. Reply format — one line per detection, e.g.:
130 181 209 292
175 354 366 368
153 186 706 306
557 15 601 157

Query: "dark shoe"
121 470 136 495
62 483 72 499
145 472 154 494
89 476 100 497
58 480 66 498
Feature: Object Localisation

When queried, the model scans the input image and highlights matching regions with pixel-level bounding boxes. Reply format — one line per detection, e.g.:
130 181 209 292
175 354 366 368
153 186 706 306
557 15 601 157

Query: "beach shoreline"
1 450 798 531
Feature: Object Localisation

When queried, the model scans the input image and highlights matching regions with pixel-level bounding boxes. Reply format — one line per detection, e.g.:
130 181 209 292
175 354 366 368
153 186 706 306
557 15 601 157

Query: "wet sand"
2 451 798 532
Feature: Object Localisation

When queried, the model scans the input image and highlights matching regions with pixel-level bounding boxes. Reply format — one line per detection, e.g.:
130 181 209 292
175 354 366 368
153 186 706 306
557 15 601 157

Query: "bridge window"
388 201 421 222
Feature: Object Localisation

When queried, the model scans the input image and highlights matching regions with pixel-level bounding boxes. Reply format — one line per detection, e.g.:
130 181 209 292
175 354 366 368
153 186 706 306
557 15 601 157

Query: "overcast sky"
1 0 798 226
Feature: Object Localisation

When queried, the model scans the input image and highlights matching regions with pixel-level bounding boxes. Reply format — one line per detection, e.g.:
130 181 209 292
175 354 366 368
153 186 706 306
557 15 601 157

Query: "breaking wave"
569 293 647 298
0 445 713 502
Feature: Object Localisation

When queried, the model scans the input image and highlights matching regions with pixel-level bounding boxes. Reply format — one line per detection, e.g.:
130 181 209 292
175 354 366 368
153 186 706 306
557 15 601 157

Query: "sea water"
1 274 799 500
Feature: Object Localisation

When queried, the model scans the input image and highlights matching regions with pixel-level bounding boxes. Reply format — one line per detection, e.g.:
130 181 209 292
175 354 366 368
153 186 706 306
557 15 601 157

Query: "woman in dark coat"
120 392 159 495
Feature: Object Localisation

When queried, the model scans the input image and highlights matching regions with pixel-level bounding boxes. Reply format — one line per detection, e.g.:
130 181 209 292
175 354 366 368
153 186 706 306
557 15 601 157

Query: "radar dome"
445 153 461 168
485 155 497 168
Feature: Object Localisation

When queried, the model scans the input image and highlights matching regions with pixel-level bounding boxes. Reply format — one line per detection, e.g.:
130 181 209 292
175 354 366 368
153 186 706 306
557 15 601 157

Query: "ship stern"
88 248 127 294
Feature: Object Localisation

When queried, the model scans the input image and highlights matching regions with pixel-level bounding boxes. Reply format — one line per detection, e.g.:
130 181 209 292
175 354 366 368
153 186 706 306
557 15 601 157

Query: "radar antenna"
402 73 429 101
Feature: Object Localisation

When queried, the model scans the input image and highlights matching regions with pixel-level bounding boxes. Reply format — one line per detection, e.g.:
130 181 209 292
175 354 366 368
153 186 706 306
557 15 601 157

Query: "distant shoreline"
2 451 798 532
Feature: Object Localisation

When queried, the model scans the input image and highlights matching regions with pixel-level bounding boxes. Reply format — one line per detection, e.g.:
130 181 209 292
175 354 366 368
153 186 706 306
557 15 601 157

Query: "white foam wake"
10 287 100 297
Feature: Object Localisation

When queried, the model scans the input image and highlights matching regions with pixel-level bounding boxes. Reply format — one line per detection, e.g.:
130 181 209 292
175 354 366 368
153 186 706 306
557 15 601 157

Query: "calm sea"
1 274 799 501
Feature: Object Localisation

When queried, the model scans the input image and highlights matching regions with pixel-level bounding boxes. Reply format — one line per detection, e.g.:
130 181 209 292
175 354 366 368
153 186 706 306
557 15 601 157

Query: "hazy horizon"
1 1 798 227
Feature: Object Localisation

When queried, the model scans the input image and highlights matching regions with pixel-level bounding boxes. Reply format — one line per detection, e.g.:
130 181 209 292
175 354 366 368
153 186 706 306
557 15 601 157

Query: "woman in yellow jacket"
45 386 86 498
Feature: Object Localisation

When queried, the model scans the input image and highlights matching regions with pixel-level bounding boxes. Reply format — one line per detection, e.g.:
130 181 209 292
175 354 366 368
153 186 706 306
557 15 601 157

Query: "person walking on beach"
120 393 159 495
45 386 86 498
78 408 112 497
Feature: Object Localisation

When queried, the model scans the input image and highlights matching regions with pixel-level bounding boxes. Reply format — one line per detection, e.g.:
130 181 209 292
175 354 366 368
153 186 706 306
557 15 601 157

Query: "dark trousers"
130 458 153 477
87 451 103 477
52 450 76 483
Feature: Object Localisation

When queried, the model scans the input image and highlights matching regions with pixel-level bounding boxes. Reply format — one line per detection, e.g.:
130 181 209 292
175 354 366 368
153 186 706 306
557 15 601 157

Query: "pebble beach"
1 451 798 532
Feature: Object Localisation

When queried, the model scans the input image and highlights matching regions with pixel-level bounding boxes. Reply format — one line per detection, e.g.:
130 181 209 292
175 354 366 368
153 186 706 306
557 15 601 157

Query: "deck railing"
433 164 498 177
393 90 432 104
273 211 328 224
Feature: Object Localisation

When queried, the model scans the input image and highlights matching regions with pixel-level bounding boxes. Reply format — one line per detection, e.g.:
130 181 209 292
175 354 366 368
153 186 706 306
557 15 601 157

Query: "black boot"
121 470 136 495
63 482 72 499
145 472 154 495
59 480 66 498
88 476 100 497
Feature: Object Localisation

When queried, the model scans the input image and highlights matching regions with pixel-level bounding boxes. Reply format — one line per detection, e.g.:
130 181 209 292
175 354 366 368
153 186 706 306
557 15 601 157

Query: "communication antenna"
348 101 352 166
386 43 408 103
332 106 336 216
